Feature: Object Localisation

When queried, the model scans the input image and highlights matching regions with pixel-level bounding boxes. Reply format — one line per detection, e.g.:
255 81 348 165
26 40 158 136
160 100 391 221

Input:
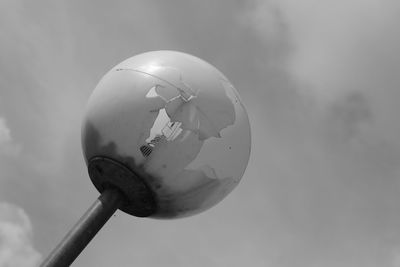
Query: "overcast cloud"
0 203 41 267
1 0 400 266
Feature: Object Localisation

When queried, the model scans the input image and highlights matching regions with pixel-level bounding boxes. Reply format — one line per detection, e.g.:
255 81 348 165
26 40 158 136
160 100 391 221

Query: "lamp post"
41 51 251 266
40 189 124 267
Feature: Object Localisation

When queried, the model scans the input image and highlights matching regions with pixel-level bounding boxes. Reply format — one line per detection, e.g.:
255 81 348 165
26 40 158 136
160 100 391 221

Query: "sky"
1 0 400 266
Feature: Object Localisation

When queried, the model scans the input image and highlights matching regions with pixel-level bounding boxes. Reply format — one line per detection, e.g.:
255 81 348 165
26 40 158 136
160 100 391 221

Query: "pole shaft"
41 188 124 267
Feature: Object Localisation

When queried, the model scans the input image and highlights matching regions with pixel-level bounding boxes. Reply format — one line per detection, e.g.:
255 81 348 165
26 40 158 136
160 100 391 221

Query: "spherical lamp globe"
82 51 251 218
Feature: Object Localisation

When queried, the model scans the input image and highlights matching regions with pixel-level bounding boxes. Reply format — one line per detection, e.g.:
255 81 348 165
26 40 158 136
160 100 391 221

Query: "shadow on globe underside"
82 122 236 219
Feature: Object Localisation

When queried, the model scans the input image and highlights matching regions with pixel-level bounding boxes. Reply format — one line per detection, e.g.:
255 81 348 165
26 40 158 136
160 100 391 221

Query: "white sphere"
82 51 251 218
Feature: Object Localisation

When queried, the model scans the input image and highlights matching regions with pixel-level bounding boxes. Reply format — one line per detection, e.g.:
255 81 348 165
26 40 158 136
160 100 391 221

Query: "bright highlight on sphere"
82 51 251 218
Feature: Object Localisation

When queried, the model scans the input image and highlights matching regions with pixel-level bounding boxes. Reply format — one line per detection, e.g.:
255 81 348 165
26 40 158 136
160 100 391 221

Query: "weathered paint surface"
82 51 251 218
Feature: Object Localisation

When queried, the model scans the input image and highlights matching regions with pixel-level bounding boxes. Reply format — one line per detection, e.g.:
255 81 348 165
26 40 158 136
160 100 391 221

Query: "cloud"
0 203 41 267
0 117 21 157
249 0 400 103
0 118 12 144
242 1 400 266
246 0 400 145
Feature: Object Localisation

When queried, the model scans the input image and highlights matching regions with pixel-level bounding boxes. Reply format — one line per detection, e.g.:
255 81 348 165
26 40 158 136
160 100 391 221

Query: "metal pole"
41 188 125 267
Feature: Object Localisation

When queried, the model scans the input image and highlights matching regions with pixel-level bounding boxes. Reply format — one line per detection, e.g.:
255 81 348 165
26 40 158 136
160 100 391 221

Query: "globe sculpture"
82 50 251 218
41 51 251 266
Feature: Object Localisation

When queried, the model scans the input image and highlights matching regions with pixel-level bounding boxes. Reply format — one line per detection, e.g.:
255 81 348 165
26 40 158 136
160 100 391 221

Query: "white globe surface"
82 51 251 218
